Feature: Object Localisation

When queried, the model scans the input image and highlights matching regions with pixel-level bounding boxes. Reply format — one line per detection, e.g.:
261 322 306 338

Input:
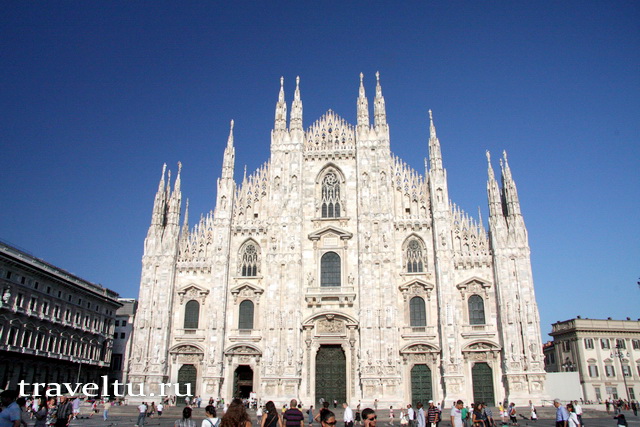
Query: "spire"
274 76 287 131
357 72 370 130
227 119 234 148
222 120 235 181
486 151 503 218
173 161 182 194
166 162 182 226
181 198 190 236
428 109 443 171
500 150 522 217
151 163 168 227
290 76 303 131
373 71 387 128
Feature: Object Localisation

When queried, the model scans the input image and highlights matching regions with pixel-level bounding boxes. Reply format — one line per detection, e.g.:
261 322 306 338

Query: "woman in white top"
203 405 221 427
566 403 580 427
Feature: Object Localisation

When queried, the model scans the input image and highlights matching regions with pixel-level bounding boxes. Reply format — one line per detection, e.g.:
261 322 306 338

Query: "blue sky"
1 2 638 339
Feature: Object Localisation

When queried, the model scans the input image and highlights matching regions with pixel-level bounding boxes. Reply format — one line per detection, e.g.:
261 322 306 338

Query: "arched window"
468 295 485 325
406 239 424 273
410 296 427 327
321 171 341 218
239 242 259 277
184 300 200 329
238 300 254 330
320 252 341 287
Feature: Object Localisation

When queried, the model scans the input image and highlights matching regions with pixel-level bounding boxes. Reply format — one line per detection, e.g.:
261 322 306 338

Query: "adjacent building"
110 298 137 385
128 73 547 406
0 240 121 391
545 317 640 402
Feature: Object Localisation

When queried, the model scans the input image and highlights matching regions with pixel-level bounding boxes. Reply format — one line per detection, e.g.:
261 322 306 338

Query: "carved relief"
317 317 346 334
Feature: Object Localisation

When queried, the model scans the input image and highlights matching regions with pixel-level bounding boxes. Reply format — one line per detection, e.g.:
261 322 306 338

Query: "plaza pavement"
61 405 639 427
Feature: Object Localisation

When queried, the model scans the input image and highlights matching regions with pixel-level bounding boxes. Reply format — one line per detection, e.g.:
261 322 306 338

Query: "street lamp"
610 342 631 402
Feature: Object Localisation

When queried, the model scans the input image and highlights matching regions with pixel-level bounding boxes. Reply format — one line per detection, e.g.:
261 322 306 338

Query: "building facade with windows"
0 240 121 391
128 74 547 406
545 317 640 402
109 298 137 385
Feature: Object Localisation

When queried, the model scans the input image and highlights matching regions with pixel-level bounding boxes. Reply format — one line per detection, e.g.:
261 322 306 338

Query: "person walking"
450 401 464 427
407 405 416 427
175 407 197 427
221 399 252 427
416 403 426 427
54 396 72 427
203 405 221 427
283 400 305 427
136 402 148 427
553 399 569 427
34 397 48 427
307 406 314 427
426 402 439 427
262 401 283 427
0 390 22 427
343 404 354 427
566 404 579 427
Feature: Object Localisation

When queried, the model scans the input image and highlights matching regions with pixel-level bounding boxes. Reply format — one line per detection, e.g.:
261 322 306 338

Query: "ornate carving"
317 318 346 334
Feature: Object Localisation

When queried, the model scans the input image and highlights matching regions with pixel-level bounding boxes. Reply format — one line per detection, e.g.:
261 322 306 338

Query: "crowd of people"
2 390 640 427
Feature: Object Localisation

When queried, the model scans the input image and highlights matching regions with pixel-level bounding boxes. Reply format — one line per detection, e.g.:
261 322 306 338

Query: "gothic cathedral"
128 73 546 406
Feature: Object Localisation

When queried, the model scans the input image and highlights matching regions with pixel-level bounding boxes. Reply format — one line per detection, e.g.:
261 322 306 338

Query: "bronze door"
411 364 432 407
315 345 346 404
472 362 495 405
177 364 197 398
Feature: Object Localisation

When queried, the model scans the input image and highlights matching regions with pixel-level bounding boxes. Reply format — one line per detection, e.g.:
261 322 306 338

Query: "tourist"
15 397 28 427
198 396 203 408
55 396 72 427
0 390 22 427
426 401 439 427
34 397 48 427
614 413 627 427
389 407 394 426
507 403 517 427
221 399 252 427
284 399 305 427
566 404 579 427
553 399 569 427
406 404 415 427
176 407 197 427
103 399 111 421
355 403 362 427
307 405 314 427
483 403 494 427
71 396 81 420
158 402 165 417
321 411 338 427
343 403 354 427
149 402 156 418
44 397 57 427
472 403 484 427
136 401 148 427
315 402 331 424
362 408 377 427
203 406 221 427
450 401 464 427
262 401 282 427
573 401 583 426
461 404 469 427
416 403 426 427
256 405 263 426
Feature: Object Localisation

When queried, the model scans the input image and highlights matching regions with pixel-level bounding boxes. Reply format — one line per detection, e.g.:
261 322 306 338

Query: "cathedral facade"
128 73 546 406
